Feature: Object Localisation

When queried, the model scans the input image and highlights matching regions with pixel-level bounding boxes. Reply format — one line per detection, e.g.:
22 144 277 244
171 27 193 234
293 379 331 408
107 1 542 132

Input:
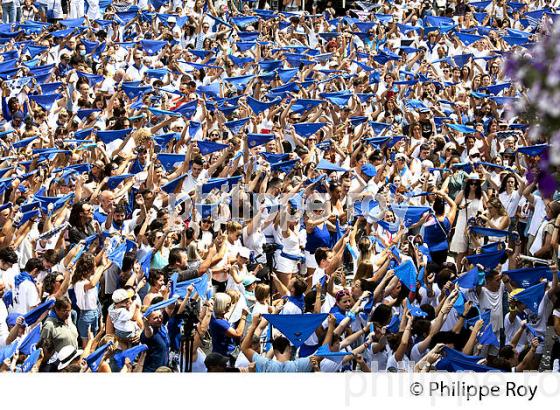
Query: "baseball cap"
238 247 251 260
112 288 134 303
242 275 260 287
204 352 229 369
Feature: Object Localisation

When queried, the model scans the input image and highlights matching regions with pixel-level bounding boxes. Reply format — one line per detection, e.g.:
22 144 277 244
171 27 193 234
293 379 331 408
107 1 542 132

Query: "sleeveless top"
423 216 451 252
304 223 331 253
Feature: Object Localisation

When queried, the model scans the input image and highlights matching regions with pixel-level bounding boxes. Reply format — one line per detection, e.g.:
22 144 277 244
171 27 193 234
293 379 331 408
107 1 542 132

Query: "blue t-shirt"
209 316 235 356
141 314 170 372
253 353 312 372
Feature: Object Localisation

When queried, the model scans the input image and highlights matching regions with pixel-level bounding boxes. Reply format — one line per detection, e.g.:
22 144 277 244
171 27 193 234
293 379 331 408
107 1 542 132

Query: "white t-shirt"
12 280 40 315
0 300 9 346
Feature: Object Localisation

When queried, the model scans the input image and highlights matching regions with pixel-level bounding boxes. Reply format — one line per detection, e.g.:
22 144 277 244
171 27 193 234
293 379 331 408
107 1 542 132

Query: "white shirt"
12 280 40 315
0 300 9 346
499 190 521 218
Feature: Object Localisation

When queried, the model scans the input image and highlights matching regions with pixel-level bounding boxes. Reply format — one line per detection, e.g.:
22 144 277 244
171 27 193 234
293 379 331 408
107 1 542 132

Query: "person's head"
314 247 332 268
42 249 60 270
213 293 232 317
54 297 72 321
335 288 352 312
168 247 188 269
57 344 84 372
148 271 166 290
464 175 483 198
72 253 95 283
435 267 456 290
485 269 502 286
500 173 518 193
204 352 229 372
112 288 133 309
69 201 94 226
191 156 204 178
133 50 144 65
272 335 291 356
25 257 43 277
0 247 18 270
226 221 242 243
418 143 431 160
355 261 374 281
99 190 114 212
370 304 392 327
288 276 307 297
113 203 127 225
487 197 507 218
43 272 64 296
254 283 270 304
433 196 446 216
545 198 560 220
146 309 163 327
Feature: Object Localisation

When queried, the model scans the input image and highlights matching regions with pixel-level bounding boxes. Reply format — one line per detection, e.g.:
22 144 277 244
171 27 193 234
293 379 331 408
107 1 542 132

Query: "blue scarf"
14 271 34 288
285 295 305 311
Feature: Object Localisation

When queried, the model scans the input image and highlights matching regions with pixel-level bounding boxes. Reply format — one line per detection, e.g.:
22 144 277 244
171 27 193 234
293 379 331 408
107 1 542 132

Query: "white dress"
450 197 483 254
274 228 303 274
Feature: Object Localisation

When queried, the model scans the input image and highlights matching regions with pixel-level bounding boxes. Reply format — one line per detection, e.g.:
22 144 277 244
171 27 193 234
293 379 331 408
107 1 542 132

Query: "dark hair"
25 258 43 274
114 203 127 215
464 178 483 199
0 247 18 264
314 247 330 265
43 249 61 265
272 336 290 354
42 273 59 296
433 197 446 216
412 318 431 338
498 173 518 194
291 276 307 297
168 247 185 266
435 268 455 290
72 253 95 284
148 270 165 286
122 252 136 272
54 296 72 310
68 201 88 228
191 156 204 167
370 304 392 326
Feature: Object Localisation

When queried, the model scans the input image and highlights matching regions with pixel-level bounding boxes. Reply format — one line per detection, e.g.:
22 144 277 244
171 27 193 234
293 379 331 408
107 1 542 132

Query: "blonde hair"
226 221 242 233
132 128 152 146
213 293 232 316
226 289 240 304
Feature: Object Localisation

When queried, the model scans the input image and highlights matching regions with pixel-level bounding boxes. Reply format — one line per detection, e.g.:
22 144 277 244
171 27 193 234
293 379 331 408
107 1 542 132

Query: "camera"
262 243 281 254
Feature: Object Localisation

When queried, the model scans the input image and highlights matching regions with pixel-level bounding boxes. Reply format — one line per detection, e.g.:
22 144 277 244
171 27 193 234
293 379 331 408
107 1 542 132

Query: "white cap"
112 288 133 303
238 247 251 260
168 16 177 23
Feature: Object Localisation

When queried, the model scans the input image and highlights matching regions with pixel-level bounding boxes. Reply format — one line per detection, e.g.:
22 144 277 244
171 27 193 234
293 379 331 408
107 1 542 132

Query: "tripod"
178 301 200 373
263 243 280 305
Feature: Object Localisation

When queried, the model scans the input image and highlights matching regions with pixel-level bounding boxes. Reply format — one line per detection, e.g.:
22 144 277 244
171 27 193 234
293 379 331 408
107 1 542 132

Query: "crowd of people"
0 0 558 373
